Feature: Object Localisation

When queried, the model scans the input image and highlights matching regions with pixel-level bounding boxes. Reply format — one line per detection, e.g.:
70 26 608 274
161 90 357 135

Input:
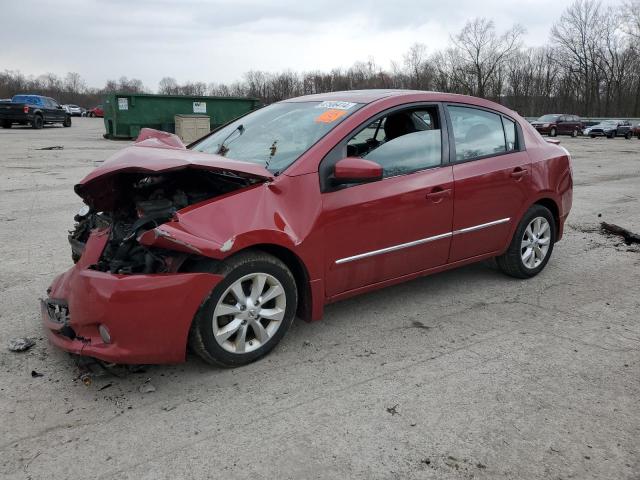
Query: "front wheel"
63 116 72 127
189 251 297 367
549 128 557 137
1 120 11 129
624 131 632 139
497 205 556 279
571 128 578 137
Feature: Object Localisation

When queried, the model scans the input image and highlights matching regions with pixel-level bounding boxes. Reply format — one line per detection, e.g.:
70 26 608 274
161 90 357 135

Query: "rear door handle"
426 188 451 203
510 167 528 179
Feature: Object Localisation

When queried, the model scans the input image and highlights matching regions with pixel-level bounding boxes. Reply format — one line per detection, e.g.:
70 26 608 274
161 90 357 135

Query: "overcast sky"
0 0 613 90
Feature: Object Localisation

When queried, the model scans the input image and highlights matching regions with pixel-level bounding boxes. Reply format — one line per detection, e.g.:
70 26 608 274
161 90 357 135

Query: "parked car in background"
632 123 640 139
87 105 104 117
43 90 573 367
583 120 634 139
0 94 71 129
530 114 583 137
64 104 83 116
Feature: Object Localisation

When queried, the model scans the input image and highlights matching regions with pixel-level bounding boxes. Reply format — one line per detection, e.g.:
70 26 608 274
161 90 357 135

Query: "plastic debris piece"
8 337 35 352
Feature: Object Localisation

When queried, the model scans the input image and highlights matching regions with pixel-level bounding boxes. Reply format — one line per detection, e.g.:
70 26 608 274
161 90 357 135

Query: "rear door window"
447 106 508 161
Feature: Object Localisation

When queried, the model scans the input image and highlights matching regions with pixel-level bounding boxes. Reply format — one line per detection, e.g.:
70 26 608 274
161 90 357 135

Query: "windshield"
192 101 363 173
537 114 560 122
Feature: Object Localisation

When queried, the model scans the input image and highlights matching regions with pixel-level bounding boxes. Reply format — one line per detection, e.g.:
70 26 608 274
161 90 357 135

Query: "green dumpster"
103 93 260 139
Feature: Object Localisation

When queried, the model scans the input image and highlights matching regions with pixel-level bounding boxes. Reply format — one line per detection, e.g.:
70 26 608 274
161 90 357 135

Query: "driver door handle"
426 187 451 203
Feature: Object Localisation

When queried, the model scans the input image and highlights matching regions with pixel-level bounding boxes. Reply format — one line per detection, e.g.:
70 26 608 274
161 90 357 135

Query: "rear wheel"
1 120 11 129
624 131 632 139
497 205 556 279
31 115 43 129
63 116 72 127
571 128 578 137
88 112 94 117
590 134 596 138
189 251 297 367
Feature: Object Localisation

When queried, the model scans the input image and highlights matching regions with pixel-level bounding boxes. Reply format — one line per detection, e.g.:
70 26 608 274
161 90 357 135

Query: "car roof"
283 89 472 104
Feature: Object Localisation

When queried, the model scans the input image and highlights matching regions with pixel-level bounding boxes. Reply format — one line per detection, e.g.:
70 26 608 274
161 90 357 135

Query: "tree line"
1 0 638 117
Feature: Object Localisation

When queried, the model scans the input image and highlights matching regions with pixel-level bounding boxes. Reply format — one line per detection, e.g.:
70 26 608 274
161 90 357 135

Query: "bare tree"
158 77 179 95
64 72 86 93
451 18 524 98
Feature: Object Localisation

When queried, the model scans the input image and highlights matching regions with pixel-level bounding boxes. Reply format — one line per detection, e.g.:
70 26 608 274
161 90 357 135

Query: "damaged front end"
45 131 274 364
69 168 256 274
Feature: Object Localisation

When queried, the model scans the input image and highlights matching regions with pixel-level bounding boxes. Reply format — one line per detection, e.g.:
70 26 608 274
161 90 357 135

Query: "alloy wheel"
521 216 551 269
211 273 286 354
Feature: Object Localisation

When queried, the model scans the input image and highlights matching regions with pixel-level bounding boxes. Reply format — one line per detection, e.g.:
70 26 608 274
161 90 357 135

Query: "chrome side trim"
335 232 453 265
452 217 511 235
334 217 511 265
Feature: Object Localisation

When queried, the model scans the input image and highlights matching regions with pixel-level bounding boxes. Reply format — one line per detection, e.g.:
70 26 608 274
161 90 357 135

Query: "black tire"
63 116 72 127
1 120 11 129
571 129 578 137
496 204 556 279
624 131 632 139
31 115 43 129
590 134 596 138
607 130 616 139
88 112 95 118
549 128 557 137
188 250 297 367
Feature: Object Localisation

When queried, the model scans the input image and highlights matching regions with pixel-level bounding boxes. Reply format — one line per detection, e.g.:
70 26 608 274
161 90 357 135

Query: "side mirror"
333 157 383 185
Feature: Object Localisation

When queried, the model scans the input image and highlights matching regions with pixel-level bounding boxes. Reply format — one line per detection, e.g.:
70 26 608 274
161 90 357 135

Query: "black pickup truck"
0 94 72 129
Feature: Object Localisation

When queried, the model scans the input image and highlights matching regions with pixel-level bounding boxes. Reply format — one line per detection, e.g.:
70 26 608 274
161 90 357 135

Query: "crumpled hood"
75 129 273 209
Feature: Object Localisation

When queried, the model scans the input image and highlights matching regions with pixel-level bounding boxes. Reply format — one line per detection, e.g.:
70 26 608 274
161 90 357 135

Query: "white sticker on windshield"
317 101 356 110
118 98 128 110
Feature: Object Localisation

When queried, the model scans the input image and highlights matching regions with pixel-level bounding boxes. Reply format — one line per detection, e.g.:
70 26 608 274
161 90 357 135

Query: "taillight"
23 106 29 114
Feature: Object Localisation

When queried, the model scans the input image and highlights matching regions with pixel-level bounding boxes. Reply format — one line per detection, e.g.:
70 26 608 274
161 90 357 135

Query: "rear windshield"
11 95 44 105
537 114 560 122
192 101 363 174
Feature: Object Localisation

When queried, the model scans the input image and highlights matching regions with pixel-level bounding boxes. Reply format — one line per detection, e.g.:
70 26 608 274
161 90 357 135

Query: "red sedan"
43 90 573 367
87 105 104 117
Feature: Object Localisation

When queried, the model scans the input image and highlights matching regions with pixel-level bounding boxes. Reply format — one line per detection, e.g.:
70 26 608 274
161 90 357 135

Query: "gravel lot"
1 118 639 479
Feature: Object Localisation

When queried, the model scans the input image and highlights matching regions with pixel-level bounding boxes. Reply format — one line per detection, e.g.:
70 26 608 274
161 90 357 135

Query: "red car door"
320 106 454 297
446 105 532 262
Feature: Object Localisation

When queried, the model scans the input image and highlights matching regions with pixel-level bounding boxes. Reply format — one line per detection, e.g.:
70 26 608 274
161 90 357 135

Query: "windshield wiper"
217 124 244 156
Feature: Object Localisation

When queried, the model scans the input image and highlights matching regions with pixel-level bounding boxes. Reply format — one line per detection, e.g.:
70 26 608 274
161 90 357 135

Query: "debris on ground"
31 370 43 378
139 379 156 394
36 146 64 150
386 404 399 415
600 222 640 245
162 404 177 412
302 341 312 347
356 349 377 357
8 337 35 352
98 382 113 391
411 320 431 330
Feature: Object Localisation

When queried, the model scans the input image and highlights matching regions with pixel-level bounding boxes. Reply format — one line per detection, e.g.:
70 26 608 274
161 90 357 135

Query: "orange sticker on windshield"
315 109 347 123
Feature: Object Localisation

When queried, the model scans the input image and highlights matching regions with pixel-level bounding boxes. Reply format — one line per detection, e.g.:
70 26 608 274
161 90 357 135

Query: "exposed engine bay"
69 169 257 274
